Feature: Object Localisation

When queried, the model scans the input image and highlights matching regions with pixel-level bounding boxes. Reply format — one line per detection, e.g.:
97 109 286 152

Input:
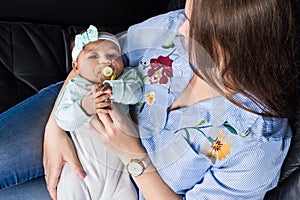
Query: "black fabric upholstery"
0 0 170 114
0 0 299 199
0 0 170 27
0 23 73 112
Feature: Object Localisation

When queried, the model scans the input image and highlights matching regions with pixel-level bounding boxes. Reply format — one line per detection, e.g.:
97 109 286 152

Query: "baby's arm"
54 82 90 132
103 67 143 104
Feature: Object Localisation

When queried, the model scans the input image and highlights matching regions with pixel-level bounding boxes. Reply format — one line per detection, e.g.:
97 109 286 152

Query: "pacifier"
102 66 116 80
99 65 116 83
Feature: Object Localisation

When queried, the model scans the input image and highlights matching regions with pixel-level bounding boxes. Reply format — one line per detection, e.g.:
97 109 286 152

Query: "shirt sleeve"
183 138 291 200
103 67 143 104
54 82 90 132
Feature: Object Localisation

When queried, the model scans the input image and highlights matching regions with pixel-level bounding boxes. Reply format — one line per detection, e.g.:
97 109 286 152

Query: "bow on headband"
72 25 98 61
71 25 121 61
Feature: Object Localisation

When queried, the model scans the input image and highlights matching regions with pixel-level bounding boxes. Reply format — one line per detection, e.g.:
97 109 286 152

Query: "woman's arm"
43 70 86 200
132 167 183 200
89 104 183 200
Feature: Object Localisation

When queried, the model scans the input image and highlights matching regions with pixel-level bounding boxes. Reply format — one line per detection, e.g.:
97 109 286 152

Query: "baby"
54 25 142 200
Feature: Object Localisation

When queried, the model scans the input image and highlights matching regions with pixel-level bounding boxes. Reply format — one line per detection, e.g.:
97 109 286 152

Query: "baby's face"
75 40 124 83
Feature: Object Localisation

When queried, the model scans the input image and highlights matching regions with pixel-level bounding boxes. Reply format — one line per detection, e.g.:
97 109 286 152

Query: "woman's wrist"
125 153 155 177
118 149 147 165
130 163 182 200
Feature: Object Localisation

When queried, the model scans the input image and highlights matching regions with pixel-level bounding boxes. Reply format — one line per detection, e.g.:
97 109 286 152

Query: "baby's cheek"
115 63 124 77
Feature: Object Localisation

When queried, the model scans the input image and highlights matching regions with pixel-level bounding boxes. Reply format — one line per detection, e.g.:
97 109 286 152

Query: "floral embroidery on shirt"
137 92 156 113
203 130 232 162
174 120 251 162
147 56 173 84
162 40 175 49
145 92 156 105
140 39 177 90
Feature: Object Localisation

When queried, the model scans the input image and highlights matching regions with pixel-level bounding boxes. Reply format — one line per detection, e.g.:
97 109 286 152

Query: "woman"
44 0 297 199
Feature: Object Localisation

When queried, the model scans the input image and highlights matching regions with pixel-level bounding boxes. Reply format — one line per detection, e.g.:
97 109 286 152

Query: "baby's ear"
72 61 80 75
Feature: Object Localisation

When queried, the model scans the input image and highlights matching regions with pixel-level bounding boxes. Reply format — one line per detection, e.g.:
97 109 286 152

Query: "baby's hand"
81 84 112 115
99 84 112 95
92 84 113 113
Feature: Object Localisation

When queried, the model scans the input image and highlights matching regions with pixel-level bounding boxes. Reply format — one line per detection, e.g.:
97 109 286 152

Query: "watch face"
127 161 143 176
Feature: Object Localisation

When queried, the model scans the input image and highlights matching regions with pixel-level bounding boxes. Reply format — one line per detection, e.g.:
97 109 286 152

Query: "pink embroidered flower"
147 56 173 84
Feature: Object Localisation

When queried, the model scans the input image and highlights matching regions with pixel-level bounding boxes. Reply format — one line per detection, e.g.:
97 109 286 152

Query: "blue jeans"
0 82 63 189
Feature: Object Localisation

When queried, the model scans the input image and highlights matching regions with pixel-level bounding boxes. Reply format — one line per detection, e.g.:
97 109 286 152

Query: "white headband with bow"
71 25 121 61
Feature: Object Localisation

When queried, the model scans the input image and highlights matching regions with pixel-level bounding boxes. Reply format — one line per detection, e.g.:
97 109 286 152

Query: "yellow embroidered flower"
204 130 232 162
145 92 155 105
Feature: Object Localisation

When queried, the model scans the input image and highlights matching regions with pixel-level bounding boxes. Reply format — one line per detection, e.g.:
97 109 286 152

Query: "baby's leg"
57 163 88 200
98 150 138 200
56 131 106 200
57 123 137 199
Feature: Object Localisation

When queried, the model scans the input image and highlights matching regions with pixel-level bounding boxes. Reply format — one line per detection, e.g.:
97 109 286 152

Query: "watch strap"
141 154 151 169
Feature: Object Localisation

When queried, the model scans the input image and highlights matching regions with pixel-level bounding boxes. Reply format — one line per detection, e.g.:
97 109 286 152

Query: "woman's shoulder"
222 94 291 140
203 96 292 168
197 95 291 141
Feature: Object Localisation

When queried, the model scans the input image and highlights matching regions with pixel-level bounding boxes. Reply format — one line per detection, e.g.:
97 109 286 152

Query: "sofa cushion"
0 0 170 27
0 23 75 113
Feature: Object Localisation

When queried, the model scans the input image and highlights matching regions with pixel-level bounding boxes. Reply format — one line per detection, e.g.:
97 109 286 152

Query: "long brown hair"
189 0 298 118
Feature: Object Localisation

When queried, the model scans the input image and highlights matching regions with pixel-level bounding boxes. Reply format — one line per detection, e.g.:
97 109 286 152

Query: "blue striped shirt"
121 9 292 200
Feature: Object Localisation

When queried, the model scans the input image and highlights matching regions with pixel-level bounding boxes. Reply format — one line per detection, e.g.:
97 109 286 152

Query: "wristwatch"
126 155 151 177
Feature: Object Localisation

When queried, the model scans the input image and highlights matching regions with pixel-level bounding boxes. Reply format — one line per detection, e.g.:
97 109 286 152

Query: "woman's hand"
89 103 146 163
89 104 183 200
43 116 86 200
